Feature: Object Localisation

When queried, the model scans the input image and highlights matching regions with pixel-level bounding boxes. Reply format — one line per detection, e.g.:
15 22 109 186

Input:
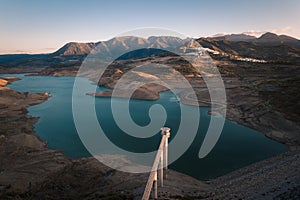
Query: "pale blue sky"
0 0 299 54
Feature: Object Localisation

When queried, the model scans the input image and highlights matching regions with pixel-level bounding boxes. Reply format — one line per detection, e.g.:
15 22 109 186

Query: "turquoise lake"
4 74 287 180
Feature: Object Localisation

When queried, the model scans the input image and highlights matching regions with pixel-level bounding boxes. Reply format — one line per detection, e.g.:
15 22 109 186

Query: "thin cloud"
243 27 300 39
271 26 293 36
242 30 266 37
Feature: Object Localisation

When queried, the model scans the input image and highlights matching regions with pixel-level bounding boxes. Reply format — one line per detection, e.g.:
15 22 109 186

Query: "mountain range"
51 32 300 56
51 32 300 64
197 32 300 63
0 32 299 70
208 32 300 47
52 36 188 57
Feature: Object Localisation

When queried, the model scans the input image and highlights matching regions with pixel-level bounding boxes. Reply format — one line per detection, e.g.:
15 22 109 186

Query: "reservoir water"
5 74 287 180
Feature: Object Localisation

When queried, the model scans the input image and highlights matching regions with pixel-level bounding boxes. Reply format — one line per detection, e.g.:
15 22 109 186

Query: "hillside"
255 32 300 47
51 42 97 56
197 32 300 64
0 33 300 199
1 33 299 73
51 36 187 59
35 33 300 65
212 34 256 42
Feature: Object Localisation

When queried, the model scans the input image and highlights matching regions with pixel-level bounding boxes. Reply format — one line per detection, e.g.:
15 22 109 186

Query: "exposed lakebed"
6 74 287 180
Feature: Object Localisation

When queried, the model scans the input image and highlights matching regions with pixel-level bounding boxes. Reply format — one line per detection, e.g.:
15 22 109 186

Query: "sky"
0 0 300 54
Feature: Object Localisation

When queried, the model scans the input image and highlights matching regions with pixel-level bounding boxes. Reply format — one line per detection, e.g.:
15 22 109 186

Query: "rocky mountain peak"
52 42 97 56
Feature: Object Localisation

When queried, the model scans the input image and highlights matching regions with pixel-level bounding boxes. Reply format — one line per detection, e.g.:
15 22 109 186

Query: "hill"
51 36 187 59
52 42 97 56
197 32 300 64
255 32 300 47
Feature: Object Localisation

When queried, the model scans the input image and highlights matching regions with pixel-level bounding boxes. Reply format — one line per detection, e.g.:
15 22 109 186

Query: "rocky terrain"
197 32 300 64
87 83 169 101
177 59 300 149
2 34 299 148
210 149 300 200
0 77 212 199
0 77 300 199
0 36 189 74
0 32 300 199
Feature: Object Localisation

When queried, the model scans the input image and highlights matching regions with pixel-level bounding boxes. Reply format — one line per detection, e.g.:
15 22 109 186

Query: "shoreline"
5 72 295 150
1 75 299 199
88 81 298 151
16 54 300 149
4 72 295 150
0 76 213 199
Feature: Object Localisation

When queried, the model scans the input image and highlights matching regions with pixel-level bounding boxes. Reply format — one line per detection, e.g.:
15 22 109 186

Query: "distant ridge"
198 32 300 63
210 32 300 48
52 36 188 57
52 42 97 56
1 32 299 69
48 33 300 58
211 34 256 42
255 32 300 47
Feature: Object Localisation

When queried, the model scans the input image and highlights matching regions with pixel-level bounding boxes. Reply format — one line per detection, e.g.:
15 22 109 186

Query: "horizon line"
1 31 299 55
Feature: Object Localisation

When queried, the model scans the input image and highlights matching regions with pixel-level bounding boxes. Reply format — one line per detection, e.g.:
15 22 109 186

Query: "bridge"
142 127 171 200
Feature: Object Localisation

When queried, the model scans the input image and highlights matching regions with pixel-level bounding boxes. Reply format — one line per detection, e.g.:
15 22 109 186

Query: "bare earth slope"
0 73 300 199
0 33 300 199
